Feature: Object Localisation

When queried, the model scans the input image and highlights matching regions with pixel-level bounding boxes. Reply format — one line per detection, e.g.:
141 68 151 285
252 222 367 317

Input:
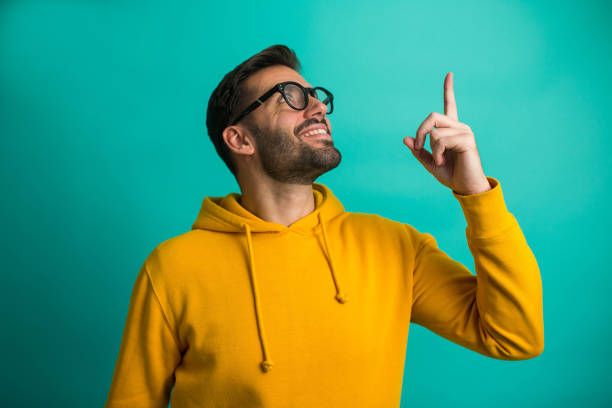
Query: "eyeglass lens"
283 84 331 111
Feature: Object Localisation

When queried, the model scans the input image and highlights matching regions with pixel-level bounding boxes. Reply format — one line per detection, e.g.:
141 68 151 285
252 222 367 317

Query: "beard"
246 121 342 185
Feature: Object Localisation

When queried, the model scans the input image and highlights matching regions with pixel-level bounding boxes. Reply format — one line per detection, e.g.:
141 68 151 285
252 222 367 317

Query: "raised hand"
403 73 491 195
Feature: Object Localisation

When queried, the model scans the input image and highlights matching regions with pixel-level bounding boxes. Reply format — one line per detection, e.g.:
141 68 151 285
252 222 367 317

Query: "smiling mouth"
301 128 330 138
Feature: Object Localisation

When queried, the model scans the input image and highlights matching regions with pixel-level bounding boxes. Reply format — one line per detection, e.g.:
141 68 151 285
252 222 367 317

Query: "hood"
191 182 349 374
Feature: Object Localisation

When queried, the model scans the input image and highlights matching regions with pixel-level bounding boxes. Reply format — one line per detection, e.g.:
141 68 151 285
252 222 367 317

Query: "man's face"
238 65 341 185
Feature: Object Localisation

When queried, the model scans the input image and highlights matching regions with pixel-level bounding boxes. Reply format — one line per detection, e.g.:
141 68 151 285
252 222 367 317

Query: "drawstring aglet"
260 360 274 373
335 293 349 303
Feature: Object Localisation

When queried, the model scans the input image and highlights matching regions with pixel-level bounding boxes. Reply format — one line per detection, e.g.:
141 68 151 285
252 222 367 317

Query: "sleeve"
105 262 184 407
409 176 544 360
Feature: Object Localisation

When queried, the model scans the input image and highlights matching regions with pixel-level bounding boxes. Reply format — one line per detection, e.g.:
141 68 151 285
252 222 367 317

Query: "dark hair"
206 44 301 177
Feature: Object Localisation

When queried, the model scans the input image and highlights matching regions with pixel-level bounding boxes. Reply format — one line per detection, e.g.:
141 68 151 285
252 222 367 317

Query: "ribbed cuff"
452 176 513 239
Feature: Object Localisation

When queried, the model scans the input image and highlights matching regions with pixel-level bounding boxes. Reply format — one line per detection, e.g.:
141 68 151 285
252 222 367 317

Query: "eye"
278 96 286 104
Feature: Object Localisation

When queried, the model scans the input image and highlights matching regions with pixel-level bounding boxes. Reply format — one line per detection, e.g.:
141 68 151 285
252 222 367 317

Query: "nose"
304 94 328 117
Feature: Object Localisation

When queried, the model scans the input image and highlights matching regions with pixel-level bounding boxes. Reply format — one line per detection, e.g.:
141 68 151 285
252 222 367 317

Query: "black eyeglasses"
230 81 334 126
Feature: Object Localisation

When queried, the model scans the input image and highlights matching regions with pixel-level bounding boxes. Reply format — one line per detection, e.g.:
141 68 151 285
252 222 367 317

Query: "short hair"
206 44 301 177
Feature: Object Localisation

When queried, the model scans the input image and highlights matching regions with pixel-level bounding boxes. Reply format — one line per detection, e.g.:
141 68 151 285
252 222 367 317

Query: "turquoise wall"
2 0 610 406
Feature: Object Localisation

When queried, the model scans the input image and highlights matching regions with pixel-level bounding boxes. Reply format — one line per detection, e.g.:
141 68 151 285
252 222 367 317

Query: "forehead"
244 65 312 95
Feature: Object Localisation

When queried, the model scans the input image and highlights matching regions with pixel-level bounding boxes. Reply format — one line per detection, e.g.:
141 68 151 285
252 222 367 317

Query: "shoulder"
336 211 427 241
142 229 220 280
157 228 217 252
337 211 435 251
338 211 403 229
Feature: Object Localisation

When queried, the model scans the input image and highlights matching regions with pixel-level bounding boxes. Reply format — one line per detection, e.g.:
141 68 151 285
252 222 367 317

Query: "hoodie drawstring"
318 212 349 304
241 213 349 375
242 223 275 374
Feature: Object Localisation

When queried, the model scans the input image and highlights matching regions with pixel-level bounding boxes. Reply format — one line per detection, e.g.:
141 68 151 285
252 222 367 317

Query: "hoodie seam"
411 236 436 306
414 236 435 260
144 264 184 352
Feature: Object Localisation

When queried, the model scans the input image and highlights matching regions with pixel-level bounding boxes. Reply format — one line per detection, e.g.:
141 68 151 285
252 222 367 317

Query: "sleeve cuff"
451 176 514 239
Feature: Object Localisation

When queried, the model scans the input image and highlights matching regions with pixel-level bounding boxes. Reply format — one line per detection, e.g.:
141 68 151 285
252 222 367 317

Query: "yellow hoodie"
105 176 544 407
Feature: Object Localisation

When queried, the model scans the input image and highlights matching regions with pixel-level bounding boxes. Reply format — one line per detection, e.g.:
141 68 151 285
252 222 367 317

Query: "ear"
222 125 255 156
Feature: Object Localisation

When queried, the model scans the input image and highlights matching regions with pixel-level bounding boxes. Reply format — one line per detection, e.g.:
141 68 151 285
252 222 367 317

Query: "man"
105 45 544 407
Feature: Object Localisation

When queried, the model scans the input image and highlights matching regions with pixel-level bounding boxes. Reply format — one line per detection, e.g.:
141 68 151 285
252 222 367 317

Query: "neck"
237 176 316 227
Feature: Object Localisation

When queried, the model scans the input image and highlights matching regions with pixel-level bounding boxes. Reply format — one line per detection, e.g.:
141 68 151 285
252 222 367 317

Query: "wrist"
453 177 492 196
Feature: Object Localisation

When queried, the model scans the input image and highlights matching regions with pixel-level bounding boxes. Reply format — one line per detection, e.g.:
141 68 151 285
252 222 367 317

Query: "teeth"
303 128 327 137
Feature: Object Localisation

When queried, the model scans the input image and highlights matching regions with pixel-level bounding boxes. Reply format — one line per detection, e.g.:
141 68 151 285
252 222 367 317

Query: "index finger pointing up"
444 72 458 121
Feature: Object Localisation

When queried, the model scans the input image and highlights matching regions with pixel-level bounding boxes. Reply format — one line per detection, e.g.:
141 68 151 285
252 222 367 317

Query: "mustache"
295 118 329 136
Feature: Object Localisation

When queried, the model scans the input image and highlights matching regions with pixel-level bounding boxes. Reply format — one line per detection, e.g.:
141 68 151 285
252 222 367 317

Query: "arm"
105 263 183 407
410 177 544 360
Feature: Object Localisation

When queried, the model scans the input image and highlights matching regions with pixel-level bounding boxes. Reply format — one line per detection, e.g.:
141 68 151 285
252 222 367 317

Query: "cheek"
276 114 302 136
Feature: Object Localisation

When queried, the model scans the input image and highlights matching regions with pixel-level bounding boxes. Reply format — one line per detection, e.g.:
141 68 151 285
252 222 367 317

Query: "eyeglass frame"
229 81 334 126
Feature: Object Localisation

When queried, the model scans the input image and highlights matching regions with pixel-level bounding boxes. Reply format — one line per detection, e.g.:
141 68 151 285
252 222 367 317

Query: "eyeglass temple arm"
229 86 280 126
229 101 261 126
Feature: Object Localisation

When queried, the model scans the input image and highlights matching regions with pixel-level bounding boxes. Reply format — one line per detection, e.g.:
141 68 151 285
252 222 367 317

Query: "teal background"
1 0 610 406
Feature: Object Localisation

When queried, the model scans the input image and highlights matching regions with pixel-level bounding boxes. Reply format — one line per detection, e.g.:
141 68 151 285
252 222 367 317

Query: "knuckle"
431 137 441 149
462 133 476 147
432 146 443 160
